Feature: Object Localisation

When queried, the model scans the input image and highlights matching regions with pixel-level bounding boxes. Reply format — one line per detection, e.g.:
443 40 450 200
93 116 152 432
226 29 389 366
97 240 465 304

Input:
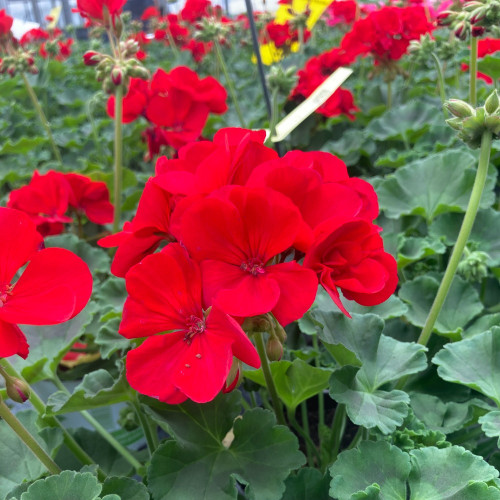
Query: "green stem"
130 393 158 457
213 40 246 128
0 360 105 481
416 130 492 347
254 332 286 425
312 335 324 436
22 73 62 164
470 36 478 107
300 402 313 465
287 407 321 466
431 51 447 108
51 376 143 472
113 85 124 233
298 26 304 54
0 398 61 475
268 87 280 144
386 79 392 109
326 404 346 463
346 426 363 450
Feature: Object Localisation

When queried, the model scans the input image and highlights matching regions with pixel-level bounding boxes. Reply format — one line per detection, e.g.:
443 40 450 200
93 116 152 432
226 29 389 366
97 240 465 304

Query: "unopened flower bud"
485 90 500 114
457 250 489 282
223 359 242 393
454 21 468 40
111 66 122 85
436 11 454 25
471 25 485 37
5 378 30 403
266 336 283 361
444 99 475 118
83 50 103 66
446 117 463 130
127 65 149 80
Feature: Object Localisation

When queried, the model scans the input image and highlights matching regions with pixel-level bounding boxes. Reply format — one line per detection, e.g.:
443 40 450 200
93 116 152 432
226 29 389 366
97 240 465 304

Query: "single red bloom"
0 208 93 359
0 9 13 37
20 28 50 45
180 0 212 22
304 217 398 316
75 0 127 23
98 179 174 277
141 6 160 20
120 243 260 404
65 173 114 225
266 21 311 48
7 171 73 237
178 186 318 326
327 0 357 26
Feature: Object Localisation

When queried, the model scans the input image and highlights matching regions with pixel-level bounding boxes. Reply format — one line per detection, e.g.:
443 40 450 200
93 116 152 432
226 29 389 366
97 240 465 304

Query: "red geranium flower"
20 28 50 45
7 171 73 237
107 77 149 123
120 243 260 404
0 9 13 37
304 217 398 316
180 0 212 22
75 0 127 24
178 186 318 326
461 38 500 84
65 173 114 225
141 6 160 20
0 208 93 359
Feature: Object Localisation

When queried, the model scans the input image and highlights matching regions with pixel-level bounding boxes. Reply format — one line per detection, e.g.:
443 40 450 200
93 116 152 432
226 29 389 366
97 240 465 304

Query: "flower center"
240 258 265 276
0 283 13 307
184 315 206 345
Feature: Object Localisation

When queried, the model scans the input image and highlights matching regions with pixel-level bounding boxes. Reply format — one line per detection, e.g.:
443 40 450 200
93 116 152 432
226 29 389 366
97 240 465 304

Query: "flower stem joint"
445 90 500 147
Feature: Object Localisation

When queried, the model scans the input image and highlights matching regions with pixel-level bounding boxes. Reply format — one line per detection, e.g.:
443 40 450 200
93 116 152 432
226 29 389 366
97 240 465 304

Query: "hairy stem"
470 36 478 107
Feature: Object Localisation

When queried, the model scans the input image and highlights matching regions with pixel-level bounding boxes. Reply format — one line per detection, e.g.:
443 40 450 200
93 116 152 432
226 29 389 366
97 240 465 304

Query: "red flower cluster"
107 66 227 157
7 171 113 236
100 128 397 403
265 20 311 49
75 0 127 25
326 0 358 26
21 27 73 61
291 48 359 119
340 6 434 63
0 208 93 359
0 9 13 38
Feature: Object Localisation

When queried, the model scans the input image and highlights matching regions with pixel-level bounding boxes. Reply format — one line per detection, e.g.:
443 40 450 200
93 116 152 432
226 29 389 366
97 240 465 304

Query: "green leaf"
464 313 500 338
399 276 483 339
330 365 411 434
94 277 127 315
95 317 130 359
408 446 500 499
19 471 102 500
433 327 500 405
10 302 97 383
282 468 330 500
410 394 473 434
146 393 305 500
45 234 110 275
0 136 46 155
376 150 495 222
397 236 446 269
0 411 63 500
429 209 500 266
330 440 410 500
46 369 129 414
478 411 500 446
478 55 500 82
243 358 331 411
366 100 439 143
100 477 149 500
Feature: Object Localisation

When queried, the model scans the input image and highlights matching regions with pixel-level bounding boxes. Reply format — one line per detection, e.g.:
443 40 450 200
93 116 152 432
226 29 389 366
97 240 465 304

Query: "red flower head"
65 173 114 225
0 9 13 38
181 39 212 62
0 208 93 359
120 243 260 404
20 28 50 45
7 171 73 236
327 0 357 26
177 186 318 326
265 21 310 48
141 6 160 20
180 0 212 22
304 217 397 316
75 0 127 25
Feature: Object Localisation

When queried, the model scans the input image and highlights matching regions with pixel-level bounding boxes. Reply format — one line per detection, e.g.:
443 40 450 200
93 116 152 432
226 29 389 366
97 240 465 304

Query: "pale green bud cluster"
457 249 490 281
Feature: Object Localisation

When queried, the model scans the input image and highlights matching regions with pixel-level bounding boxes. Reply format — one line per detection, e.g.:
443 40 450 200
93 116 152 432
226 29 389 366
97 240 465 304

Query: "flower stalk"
130 393 159 456
254 332 286 425
112 84 124 233
417 130 492 347
213 40 246 128
470 36 478 107
430 52 447 107
22 73 62 164
0 396 61 475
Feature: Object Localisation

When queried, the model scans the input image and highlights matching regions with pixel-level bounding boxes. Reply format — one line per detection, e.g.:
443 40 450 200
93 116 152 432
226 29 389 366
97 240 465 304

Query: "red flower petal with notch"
120 243 260 404
0 208 93 359
75 0 126 23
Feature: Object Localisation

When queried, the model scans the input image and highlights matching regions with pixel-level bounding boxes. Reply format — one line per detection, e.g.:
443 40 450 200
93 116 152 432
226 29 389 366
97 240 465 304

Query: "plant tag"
270 67 353 142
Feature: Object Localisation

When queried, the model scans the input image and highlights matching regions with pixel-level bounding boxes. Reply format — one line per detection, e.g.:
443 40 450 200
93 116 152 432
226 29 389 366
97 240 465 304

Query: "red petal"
0 320 29 358
126 332 189 403
0 208 42 283
266 262 318 326
0 248 92 325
